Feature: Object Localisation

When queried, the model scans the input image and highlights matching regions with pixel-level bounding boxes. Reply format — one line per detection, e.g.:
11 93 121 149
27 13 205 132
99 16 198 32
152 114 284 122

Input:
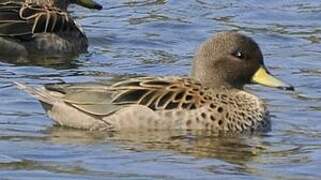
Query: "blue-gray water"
0 0 321 179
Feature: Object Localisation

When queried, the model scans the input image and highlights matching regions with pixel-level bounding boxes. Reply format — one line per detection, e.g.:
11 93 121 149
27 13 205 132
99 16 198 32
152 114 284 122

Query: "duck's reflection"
44 126 268 165
0 54 80 69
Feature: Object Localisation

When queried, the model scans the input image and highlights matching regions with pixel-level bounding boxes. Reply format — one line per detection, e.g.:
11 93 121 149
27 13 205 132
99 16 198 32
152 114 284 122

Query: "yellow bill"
77 0 103 10
251 66 294 91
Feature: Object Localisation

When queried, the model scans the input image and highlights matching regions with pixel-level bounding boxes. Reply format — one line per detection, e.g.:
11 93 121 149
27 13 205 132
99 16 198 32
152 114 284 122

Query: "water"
0 0 321 179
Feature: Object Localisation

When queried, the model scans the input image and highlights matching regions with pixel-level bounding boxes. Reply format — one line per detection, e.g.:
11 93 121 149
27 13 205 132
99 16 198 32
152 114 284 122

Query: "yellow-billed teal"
0 0 102 57
16 32 294 133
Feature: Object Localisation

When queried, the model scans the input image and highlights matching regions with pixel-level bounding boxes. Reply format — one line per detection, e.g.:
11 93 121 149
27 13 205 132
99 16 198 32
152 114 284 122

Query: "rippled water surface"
0 0 321 179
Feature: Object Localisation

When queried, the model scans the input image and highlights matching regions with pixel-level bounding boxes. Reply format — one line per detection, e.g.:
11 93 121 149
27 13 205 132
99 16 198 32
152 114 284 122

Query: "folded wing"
0 1 79 40
44 77 208 117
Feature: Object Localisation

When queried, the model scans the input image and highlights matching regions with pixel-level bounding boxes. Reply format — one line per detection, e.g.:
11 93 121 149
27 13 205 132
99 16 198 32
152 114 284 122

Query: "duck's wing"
0 1 78 40
43 82 119 116
42 77 209 117
110 77 208 110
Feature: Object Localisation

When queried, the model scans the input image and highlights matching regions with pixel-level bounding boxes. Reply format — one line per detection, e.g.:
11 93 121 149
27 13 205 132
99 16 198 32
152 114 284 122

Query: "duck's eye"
232 49 244 59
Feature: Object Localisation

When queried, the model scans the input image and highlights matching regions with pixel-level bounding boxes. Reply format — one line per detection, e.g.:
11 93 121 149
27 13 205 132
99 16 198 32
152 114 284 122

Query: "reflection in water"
46 127 265 164
0 125 313 178
38 127 307 178
0 55 80 69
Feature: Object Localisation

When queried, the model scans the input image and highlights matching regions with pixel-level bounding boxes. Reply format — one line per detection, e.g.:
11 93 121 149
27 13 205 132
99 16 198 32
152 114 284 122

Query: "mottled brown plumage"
16 32 294 134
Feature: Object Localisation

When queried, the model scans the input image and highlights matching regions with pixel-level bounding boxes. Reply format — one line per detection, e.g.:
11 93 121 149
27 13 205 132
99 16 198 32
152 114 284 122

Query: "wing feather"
42 77 208 117
111 77 206 110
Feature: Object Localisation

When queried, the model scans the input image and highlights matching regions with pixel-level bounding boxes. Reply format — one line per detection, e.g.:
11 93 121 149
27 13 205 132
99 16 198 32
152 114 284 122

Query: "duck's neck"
190 72 244 90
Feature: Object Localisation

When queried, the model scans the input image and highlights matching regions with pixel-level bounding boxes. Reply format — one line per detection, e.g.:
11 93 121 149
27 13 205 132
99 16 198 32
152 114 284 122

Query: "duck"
16 32 294 133
0 0 102 58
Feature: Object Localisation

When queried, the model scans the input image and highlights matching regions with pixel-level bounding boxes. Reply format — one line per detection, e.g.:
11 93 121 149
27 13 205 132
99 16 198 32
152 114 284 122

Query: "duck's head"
52 0 103 11
192 32 294 91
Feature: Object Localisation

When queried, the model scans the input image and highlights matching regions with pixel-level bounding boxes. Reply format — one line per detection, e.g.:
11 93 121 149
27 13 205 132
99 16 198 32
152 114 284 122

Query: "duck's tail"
14 82 58 105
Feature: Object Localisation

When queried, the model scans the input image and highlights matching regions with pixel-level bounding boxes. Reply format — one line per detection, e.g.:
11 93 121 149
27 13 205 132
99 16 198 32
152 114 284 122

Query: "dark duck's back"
0 0 102 58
